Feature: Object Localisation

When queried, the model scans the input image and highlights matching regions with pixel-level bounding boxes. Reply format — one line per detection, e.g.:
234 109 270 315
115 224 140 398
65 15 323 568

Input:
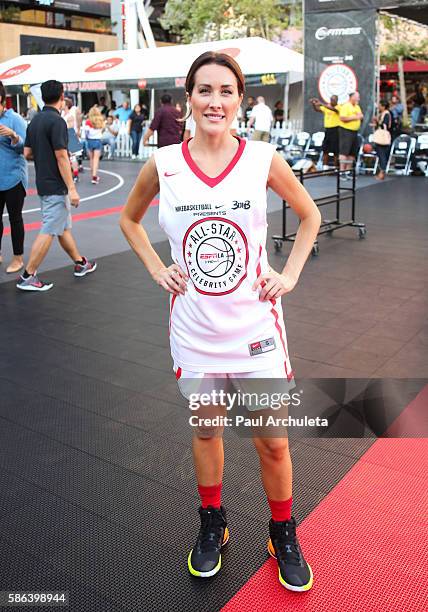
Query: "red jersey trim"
256 244 293 381
181 136 246 188
169 294 177 336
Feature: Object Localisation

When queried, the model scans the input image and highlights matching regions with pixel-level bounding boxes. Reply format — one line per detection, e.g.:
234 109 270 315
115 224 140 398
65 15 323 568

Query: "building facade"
0 0 117 64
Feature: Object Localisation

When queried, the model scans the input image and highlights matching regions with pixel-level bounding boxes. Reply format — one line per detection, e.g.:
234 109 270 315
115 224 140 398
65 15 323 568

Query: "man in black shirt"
244 96 255 126
18 80 96 291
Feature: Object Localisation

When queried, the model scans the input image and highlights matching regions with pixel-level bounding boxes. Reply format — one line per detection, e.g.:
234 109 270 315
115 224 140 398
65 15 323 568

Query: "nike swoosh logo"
164 171 180 177
214 205 224 209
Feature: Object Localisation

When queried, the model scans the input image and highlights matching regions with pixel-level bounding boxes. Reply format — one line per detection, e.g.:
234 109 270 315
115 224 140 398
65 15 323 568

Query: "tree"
160 0 294 44
380 13 428 124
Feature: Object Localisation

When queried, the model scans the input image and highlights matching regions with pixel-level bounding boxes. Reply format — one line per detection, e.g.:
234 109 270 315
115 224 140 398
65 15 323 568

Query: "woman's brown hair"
0 81 6 106
183 51 245 120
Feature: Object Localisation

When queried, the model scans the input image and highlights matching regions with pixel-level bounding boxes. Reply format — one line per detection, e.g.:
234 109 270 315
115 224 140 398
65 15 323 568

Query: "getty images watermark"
187 389 329 429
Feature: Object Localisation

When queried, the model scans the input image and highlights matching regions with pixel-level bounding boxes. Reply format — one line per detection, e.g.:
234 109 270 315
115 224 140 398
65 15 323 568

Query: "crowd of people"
0 79 96 288
16 92 288 173
309 89 426 180
2 73 425 285
310 92 364 177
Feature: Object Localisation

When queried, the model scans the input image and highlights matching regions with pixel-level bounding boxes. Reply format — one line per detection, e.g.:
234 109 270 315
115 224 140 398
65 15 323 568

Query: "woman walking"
127 104 146 159
373 100 392 181
63 97 82 183
0 81 28 273
85 106 104 184
120 52 321 592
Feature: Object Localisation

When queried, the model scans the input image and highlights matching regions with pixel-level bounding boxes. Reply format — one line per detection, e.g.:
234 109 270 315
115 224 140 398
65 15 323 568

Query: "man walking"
247 96 273 142
339 92 363 177
18 80 96 291
143 94 181 148
310 95 340 167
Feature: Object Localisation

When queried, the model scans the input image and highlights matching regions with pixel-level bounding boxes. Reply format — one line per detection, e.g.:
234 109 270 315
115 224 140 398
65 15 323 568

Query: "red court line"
222 385 428 612
3 199 159 236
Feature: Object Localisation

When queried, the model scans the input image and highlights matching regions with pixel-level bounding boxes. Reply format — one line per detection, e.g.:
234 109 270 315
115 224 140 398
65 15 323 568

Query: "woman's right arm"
120 156 187 295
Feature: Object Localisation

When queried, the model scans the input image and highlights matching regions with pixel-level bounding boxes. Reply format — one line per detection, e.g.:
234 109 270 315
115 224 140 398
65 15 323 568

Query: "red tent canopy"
381 60 428 73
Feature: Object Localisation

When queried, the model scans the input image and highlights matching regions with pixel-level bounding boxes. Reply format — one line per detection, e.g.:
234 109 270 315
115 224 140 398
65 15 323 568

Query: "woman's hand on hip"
253 268 297 301
153 263 188 295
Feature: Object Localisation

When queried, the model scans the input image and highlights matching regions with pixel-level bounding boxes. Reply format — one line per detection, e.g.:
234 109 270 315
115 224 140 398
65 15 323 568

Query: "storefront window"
55 12 65 27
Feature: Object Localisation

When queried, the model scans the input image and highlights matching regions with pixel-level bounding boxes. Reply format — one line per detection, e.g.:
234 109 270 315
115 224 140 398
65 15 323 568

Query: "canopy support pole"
150 88 155 120
77 91 82 114
283 72 289 130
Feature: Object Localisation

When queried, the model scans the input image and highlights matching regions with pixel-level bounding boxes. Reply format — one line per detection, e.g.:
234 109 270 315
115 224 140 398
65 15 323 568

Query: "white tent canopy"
0 37 303 87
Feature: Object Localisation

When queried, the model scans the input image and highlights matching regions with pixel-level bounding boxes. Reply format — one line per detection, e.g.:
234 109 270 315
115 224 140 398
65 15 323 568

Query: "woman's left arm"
253 152 321 302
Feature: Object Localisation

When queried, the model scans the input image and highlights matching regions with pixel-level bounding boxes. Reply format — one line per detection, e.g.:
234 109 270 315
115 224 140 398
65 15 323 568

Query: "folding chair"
386 135 416 175
411 133 428 176
356 134 379 175
305 132 325 167
275 131 294 155
285 131 310 163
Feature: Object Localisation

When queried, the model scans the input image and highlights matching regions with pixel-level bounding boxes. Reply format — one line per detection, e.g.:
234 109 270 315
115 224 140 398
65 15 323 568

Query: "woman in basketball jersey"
121 52 321 592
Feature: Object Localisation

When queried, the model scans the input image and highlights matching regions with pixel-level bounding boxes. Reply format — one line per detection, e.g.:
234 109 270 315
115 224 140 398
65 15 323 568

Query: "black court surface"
0 177 427 611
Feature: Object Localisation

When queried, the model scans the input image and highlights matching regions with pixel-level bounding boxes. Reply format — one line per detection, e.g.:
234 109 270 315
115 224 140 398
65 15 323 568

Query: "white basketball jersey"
154 137 293 378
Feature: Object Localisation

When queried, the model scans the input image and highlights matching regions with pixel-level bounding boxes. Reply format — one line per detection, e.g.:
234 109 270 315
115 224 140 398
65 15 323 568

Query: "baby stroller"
67 128 84 182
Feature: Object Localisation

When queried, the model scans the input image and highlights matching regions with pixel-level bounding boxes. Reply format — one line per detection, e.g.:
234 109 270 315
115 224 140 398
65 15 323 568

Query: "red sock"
268 496 293 522
198 483 222 509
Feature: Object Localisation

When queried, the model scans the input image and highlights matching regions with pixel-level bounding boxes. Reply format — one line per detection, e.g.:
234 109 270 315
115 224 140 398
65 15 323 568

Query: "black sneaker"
268 517 313 592
188 506 229 578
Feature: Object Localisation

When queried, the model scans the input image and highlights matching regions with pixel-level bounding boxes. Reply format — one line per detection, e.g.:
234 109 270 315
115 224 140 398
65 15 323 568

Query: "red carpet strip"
222 385 428 612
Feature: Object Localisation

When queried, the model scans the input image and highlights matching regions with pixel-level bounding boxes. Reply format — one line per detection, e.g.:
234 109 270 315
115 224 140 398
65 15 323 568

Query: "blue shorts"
87 139 102 151
40 194 72 236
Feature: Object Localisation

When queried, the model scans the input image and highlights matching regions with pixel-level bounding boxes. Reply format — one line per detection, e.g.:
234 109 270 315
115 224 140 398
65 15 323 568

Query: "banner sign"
8 0 110 15
305 0 427 11
54 0 110 17
20 35 94 55
304 9 377 135
64 81 107 91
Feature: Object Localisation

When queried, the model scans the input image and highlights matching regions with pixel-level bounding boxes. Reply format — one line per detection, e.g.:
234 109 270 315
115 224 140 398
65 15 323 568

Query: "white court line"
2 167 125 217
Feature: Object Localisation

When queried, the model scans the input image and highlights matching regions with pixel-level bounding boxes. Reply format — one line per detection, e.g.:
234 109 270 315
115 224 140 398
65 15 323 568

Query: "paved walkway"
1 174 426 378
1 159 390 282
0 173 426 612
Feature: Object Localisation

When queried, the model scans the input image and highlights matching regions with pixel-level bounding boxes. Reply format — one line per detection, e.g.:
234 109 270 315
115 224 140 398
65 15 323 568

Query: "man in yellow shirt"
310 95 340 167
339 91 363 175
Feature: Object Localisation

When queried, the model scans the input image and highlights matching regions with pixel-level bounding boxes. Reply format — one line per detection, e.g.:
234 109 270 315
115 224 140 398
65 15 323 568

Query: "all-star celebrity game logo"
183 218 249 296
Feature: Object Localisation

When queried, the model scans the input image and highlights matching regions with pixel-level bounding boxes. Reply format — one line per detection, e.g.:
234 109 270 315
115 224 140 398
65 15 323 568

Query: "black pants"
376 144 391 172
0 182 26 255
